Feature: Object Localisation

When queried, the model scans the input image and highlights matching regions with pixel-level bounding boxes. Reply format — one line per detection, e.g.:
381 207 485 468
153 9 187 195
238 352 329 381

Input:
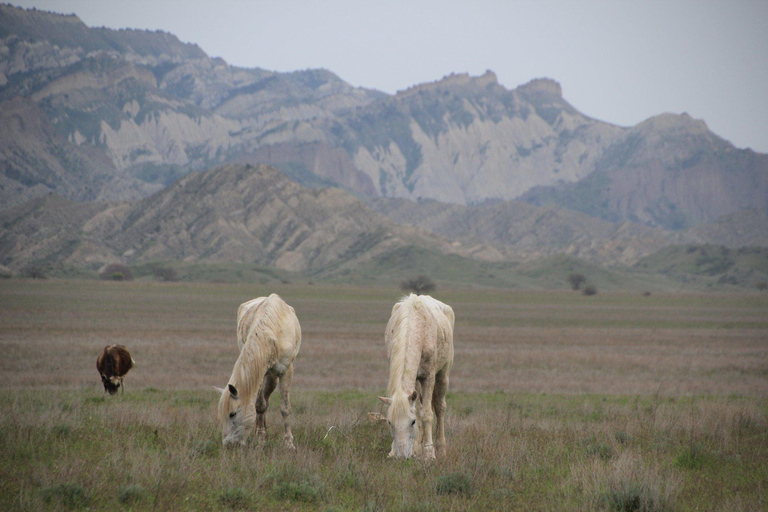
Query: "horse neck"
387 302 424 397
229 331 276 402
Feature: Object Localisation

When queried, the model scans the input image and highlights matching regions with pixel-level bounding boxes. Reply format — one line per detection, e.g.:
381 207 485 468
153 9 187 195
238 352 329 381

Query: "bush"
118 484 144 505
582 284 598 296
40 483 87 508
577 452 680 512
273 481 321 503
400 275 436 295
435 472 473 497
568 273 586 290
756 281 768 292
154 266 180 282
22 266 47 279
218 488 249 509
99 263 133 281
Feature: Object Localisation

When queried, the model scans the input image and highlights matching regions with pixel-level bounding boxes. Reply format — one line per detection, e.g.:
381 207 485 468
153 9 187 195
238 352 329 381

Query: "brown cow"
96 345 135 395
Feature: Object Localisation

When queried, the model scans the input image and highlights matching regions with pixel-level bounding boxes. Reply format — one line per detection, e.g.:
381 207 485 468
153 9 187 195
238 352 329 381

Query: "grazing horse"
379 294 454 459
96 345 135 395
214 294 301 448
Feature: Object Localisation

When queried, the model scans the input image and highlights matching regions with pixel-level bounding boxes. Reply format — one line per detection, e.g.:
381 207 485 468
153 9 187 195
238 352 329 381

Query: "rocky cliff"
1 3 766 234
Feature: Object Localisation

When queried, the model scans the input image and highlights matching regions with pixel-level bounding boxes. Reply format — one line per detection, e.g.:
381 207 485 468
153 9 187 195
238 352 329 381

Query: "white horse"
379 294 454 459
214 294 301 448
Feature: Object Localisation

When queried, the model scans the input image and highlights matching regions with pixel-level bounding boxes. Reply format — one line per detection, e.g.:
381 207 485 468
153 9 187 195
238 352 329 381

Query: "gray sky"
12 0 768 152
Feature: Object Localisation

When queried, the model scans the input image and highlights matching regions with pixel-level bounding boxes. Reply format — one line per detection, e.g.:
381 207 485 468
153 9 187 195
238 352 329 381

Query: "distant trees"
22 266 47 279
400 275 436 295
567 272 597 295
568 273 586 291
153 266 180 282
99 263 133 281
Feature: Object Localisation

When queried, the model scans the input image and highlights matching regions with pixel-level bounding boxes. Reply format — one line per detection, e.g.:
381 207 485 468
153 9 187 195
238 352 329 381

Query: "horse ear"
409 391 418 403
228 384 238 399
212 386 225 395
378 396 391 405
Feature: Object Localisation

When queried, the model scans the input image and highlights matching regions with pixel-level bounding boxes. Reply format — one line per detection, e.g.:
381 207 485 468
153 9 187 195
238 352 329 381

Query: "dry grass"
0 279 766 510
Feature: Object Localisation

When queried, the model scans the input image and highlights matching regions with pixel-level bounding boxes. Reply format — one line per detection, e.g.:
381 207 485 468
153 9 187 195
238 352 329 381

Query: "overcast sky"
12 0 768 152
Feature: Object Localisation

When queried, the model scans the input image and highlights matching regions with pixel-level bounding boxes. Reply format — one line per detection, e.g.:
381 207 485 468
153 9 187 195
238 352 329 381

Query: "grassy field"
1 279 766 511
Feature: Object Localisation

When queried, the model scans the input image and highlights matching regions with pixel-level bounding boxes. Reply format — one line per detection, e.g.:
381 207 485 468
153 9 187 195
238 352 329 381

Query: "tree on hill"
401 275 436 295
99 263 133 281
568 273 586 290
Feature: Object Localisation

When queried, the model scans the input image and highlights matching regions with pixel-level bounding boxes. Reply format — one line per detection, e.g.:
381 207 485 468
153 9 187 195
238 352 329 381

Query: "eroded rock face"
1 4 766 233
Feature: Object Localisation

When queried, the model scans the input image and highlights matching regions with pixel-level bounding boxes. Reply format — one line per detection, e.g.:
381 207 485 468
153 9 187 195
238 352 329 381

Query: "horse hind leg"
255 372 279 443
419 375 437 460
278 364 296 449
432 369 449 458
413 380 424 457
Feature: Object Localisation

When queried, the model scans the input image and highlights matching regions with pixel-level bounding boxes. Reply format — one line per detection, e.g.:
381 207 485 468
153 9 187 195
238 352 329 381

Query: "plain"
0 279 766 511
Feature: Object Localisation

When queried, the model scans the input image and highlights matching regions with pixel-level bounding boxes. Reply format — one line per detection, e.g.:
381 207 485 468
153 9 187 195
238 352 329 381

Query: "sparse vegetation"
153 266 180 282
22 265 47 279
99 263 134 281
400 274 436 295
568 272 587 290
0 279 765 511
436 472 473 496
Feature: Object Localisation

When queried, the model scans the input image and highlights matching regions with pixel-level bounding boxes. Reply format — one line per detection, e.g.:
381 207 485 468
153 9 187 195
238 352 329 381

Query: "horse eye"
229 412 236 418
411 420 416 426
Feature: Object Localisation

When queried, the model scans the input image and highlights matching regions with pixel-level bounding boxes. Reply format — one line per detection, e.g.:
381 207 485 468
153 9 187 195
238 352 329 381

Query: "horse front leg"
255 372 278 443
419 374 436 460
278 364 296 449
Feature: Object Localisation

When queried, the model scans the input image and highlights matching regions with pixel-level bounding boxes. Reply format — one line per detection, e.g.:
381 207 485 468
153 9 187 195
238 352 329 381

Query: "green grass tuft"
435 472 473 497
40 483 87 509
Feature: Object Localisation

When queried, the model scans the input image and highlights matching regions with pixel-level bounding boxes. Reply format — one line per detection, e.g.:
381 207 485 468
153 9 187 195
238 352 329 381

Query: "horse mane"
217 295 287 422
386 294 417 397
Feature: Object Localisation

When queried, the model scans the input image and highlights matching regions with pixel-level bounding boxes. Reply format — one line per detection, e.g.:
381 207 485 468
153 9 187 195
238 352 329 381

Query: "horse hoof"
422 445 436 460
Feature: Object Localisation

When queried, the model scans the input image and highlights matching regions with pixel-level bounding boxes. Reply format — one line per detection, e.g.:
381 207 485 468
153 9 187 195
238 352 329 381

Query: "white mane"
218 294 297 422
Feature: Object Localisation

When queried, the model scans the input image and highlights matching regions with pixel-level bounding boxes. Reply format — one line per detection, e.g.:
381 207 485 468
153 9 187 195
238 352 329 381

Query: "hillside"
1 3 766 234
369 197 673 266
0 163 493 274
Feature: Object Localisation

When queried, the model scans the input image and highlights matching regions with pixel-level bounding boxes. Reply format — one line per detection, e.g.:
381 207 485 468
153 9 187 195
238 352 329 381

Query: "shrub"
568 273 586 290
756 281 768 292
218 488 249 509
153 266 179 282
435 472 473 497
273 481 321 503
99 263 133 281
22 266 47 279
40 483 87 509
400 275 436 295
576 452 680 512
118 484 144 505
675 443 708 470
583 284 598 296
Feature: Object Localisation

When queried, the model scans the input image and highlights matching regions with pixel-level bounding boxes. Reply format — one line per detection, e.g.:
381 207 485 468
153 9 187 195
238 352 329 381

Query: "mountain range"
1 4 766 288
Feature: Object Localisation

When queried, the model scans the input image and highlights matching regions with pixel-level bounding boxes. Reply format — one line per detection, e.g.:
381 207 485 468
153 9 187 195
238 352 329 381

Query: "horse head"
379 390 419 459
214 384 256 447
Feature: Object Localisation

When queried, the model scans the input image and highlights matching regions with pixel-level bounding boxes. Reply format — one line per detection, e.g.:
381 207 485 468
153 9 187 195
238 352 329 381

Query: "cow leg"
278 364 296 449
419 374 436 460
255 372 278 443
433 368 449 458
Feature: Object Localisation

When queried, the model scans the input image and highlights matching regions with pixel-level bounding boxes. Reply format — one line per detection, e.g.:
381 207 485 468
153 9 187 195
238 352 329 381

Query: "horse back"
237 294 301 363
